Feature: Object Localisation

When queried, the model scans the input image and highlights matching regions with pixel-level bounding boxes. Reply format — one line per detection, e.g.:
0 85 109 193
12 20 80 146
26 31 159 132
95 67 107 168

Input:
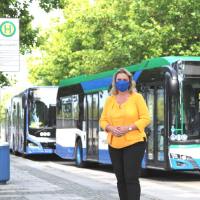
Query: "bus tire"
75 139 89 168
22 152 30 159
139 167 147 178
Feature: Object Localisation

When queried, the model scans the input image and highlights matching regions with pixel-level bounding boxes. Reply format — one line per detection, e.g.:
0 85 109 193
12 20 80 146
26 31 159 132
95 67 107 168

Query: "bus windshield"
172 78 200 140
29 88 57 128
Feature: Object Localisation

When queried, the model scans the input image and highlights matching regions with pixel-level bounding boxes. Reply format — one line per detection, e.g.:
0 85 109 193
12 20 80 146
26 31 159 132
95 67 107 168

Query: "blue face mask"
116 81 130 92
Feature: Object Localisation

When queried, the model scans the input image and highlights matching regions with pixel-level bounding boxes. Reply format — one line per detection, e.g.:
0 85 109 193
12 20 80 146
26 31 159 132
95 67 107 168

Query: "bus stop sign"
0 18 20 72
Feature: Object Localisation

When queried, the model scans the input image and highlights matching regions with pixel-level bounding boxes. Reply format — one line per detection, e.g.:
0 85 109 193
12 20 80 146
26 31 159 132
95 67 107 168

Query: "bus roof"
11 86 59 98
59 56 200 93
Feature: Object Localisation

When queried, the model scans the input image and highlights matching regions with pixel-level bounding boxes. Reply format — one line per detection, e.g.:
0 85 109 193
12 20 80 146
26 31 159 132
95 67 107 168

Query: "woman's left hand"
116 126 129 135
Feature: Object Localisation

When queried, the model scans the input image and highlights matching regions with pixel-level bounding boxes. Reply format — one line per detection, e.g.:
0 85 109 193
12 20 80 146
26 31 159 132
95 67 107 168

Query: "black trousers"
109 138 146 200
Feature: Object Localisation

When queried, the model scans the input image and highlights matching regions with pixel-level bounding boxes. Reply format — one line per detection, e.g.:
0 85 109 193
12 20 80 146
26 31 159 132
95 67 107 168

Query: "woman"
99 68 150 200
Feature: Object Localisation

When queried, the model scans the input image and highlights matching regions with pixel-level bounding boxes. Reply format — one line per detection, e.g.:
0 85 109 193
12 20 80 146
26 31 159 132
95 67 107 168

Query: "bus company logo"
0 21 16 37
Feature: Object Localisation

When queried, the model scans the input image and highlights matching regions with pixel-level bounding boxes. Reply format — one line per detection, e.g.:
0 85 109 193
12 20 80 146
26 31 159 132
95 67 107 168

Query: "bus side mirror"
57 98 62 110
161 66 178 95
22 94 28 109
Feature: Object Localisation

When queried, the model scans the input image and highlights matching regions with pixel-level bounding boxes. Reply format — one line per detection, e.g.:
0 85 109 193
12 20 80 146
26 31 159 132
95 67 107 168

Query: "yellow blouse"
109 97 145 149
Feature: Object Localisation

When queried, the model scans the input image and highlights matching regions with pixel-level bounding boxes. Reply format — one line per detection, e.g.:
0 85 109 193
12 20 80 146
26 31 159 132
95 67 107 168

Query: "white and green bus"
55 56 200 176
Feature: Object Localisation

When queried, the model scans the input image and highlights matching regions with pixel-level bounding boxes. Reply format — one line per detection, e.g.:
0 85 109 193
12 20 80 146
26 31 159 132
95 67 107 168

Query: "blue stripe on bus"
133 70 142 82
171 158 194 170
80 70 143 91
99 149 112 164
81 76 113 91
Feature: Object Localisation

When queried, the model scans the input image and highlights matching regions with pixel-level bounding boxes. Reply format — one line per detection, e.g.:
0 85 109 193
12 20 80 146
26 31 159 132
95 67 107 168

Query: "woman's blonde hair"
110 68 137 95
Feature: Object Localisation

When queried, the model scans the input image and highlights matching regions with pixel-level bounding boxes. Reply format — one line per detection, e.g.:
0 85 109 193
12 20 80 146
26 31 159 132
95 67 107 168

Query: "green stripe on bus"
170 144 200 149
84 86 110 93
59 57 200 88
59 64 140 88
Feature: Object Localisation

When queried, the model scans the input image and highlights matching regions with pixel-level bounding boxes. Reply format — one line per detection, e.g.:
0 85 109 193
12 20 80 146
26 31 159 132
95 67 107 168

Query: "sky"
1 0 64 97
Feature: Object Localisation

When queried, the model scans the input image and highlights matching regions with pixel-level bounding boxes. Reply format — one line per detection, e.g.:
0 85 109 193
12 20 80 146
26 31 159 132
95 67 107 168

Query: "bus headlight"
28 141 39 148
170 153 193 161
181 155 187 161
170 153 180 159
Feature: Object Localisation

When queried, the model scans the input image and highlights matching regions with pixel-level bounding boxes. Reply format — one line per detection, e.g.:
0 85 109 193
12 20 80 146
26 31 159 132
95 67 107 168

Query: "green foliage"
27 0 200 86
0 0 65 55
0 0 64 88
0 73 14 88
1 93 12 123
0 87 27 122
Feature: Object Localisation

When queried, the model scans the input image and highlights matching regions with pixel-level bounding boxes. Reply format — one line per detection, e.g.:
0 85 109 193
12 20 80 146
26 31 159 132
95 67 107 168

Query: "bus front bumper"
26 146 55 154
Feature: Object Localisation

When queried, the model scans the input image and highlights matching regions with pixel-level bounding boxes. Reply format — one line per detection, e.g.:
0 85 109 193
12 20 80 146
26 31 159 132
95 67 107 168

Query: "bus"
55 56 200 176
5 86 58 158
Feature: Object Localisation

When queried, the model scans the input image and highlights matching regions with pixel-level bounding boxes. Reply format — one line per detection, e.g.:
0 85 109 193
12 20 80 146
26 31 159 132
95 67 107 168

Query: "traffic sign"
0 18 19 72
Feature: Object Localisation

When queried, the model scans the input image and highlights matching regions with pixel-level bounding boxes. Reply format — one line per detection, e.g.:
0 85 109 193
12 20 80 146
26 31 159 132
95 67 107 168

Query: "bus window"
61 96 73 128
99 90 109 131
72 95 79 128
136 84 145 98
157 85 164 161
78 94 86 131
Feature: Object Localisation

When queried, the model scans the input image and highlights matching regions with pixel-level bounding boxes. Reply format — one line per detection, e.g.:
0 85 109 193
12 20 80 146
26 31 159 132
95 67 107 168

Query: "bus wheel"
22 152 30 159
139 167 147 178
75 139 89 168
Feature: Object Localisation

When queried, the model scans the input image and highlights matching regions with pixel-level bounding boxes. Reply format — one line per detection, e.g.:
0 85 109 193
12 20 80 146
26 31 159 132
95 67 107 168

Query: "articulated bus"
56 56 200 176
5 86 58 158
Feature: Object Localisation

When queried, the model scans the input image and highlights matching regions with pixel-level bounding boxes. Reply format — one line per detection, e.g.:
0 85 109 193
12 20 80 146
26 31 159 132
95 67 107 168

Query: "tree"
0 93 12 124
0 87 27 123
0 0 65 54
26 0 200 86
0 73 16 88
0 0 65 88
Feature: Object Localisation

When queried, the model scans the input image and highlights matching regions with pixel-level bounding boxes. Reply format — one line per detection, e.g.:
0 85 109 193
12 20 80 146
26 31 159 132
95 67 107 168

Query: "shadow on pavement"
144 169 200 182
13 152 200 182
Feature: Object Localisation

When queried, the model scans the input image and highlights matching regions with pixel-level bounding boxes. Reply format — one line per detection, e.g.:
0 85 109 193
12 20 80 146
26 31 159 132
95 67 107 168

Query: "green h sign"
0 21 16 37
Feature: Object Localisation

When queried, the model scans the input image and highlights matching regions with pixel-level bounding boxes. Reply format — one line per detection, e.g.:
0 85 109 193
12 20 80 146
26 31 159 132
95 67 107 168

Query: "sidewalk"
0 155 118 200
0 155 154 200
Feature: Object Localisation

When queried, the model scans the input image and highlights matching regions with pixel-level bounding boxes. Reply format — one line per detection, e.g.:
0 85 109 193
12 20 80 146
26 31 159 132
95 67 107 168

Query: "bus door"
146 84 165 169
86 93 99 161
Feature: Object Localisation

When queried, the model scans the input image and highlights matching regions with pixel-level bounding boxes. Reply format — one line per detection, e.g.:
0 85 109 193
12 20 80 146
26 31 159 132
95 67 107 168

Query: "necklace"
116 95 129 109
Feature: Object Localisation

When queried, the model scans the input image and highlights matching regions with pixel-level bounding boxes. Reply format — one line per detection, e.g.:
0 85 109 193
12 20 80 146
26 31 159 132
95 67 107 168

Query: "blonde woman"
99 68 150 200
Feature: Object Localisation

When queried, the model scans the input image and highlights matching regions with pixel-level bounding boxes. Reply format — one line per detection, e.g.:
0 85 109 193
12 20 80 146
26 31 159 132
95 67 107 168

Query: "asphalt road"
0 154 200 200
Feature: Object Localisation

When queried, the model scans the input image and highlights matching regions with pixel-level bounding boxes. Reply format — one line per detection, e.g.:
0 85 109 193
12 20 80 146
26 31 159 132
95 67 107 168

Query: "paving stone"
0 155 160 200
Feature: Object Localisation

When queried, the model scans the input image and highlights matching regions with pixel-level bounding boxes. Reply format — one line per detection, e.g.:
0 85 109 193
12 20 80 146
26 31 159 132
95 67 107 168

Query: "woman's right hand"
106 125 123 137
